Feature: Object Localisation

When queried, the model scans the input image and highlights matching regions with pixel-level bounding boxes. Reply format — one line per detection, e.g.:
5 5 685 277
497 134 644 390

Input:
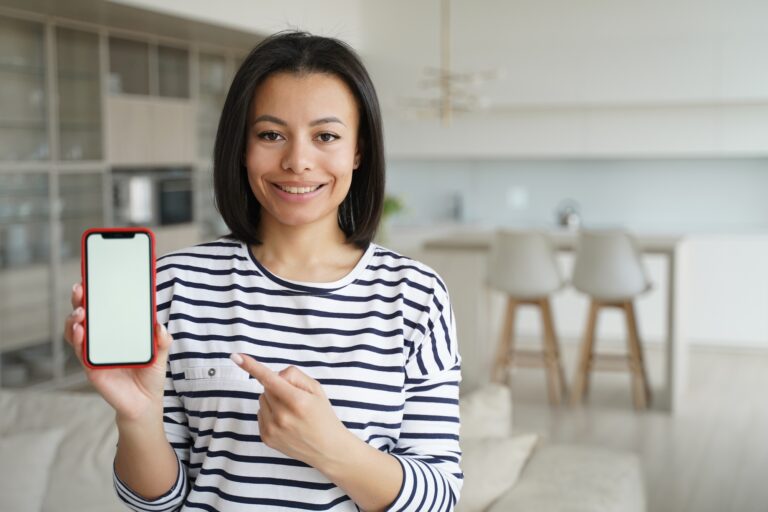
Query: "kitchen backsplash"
386 157 768 233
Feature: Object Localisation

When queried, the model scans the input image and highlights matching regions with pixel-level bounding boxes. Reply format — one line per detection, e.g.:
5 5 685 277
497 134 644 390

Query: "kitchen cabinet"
0 16 47 161
57 27 102 161
108 36 150 95
0 7 252 389
0 172 52 386
106 96 195 165
158 45 190 99
197 52 228 160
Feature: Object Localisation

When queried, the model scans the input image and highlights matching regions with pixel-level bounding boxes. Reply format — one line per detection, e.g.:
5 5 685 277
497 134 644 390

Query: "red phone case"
80 227 157 370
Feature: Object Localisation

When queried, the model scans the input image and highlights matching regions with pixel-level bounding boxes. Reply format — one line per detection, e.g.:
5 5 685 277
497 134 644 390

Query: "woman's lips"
271 182 327 202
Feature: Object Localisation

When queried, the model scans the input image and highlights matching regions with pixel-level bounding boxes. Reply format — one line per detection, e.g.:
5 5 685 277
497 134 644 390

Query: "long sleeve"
113 262 192 511
387 285 463 511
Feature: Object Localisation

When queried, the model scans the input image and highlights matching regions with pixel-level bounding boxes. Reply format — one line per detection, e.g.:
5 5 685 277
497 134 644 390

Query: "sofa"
0 385 644 512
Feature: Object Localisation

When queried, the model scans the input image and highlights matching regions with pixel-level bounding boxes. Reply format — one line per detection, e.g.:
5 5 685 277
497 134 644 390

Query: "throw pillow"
0 428 65 512
456 433 538 512
460 383 512 439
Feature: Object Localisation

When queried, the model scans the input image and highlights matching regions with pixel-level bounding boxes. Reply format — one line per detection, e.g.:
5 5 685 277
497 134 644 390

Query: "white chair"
488 230 567 405
570 230 653 409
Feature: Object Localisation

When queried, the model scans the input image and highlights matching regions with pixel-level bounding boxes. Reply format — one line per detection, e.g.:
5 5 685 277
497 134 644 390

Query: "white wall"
386 158 768 232
111 0 768 159
111 0 365 49
360 0 768 158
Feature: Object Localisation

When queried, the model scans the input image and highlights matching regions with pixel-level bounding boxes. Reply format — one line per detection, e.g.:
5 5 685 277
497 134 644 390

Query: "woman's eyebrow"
252 114 286 126
251 115 346 127
309 116 346 127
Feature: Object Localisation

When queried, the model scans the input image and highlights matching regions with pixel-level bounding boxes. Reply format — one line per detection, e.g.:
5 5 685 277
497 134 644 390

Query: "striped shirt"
113 238 463 511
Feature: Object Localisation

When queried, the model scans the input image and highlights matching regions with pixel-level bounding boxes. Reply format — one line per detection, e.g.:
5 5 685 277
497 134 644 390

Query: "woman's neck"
251 212 363 283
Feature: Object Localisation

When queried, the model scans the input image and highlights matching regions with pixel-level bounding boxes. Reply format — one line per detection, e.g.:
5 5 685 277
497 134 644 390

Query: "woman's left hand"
231 353 352 470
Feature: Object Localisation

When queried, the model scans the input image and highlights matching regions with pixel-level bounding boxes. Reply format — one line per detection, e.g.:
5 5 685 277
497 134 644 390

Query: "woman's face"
245 71 360 231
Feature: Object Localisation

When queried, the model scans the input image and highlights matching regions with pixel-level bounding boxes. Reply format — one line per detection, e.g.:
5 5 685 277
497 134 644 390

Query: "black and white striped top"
114 238 463 511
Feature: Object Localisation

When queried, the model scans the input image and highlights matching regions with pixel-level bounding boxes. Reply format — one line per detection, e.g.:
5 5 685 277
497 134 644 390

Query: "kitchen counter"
422 228 684 254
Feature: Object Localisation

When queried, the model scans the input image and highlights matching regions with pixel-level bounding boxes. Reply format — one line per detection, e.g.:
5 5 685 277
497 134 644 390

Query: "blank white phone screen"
86 232 152 365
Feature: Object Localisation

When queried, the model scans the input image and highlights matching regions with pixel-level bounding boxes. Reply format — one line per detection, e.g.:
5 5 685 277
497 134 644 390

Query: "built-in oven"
112 167 193 227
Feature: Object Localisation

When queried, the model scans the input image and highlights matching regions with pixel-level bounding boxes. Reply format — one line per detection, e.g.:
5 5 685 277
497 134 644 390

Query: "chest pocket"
179 364 257 393
184 365 249 381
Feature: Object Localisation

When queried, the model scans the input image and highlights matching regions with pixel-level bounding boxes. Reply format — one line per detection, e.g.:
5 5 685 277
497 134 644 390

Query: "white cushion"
486 444 645 512
456 433 538 512
0 390 124 512
460 383 512 439
0 428 64 512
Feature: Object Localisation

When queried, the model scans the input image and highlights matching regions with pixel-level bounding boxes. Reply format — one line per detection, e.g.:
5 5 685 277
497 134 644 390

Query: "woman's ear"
353 142 363 170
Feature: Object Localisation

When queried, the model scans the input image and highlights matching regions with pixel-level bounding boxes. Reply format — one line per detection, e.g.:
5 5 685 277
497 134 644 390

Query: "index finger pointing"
231 353 300 403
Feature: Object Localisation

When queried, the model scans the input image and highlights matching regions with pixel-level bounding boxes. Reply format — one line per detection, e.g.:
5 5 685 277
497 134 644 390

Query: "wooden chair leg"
540 298 566 405
571 300 599 406
492 297 517 384
624 301 651 409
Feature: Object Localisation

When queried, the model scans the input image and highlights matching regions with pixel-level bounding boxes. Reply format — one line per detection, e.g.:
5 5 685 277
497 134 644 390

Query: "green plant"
383 195 404 219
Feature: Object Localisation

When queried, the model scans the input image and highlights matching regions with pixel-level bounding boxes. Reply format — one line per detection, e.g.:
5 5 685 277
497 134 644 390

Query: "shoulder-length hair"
213 31 385 249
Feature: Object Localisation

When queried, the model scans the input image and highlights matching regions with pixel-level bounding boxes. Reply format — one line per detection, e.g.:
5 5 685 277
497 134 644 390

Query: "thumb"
278 366 321 395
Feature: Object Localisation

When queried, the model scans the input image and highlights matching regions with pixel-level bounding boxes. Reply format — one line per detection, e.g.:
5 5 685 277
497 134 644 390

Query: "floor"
508 342 768 512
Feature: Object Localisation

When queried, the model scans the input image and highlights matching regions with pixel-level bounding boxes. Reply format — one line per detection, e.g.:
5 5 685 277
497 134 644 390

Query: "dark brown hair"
213 31 385 248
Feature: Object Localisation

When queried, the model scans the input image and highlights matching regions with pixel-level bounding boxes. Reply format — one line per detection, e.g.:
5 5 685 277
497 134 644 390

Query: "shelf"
0 62 45 76
199 85 227 96
0 217 50 227
0 120 46 129
60 212 104 221
57 69 99 81
59 121 101 129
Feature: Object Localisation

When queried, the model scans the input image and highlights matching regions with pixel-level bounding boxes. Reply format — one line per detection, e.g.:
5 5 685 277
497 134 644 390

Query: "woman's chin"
271 211 335 229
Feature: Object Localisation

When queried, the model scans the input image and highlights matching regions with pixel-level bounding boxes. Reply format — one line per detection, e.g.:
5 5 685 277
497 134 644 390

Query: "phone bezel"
81 227 157 369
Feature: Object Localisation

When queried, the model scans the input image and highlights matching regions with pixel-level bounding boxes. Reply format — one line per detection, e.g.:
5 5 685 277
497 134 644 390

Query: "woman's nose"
281 139 313 174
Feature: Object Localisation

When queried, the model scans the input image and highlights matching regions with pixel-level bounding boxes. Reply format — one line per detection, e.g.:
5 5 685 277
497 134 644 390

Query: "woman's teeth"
277 184 322 194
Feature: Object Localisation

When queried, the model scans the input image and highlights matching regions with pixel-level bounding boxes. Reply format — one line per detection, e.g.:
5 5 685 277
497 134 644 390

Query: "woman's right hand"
63 282 174 424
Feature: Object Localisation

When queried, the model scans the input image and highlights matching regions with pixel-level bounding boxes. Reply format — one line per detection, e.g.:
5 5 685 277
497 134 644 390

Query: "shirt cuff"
385 454 425 511
113 455 187 511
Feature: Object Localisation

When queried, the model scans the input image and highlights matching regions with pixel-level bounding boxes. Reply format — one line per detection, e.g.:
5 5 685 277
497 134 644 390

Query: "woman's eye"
258 131 283 142
316 132 339 143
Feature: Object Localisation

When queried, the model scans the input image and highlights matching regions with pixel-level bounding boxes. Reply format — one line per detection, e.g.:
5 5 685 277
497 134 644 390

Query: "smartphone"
81 227 156 369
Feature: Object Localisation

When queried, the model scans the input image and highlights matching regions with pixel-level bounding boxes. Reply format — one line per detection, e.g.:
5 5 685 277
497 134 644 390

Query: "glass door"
0 16 48 161
0 172 51 387
56 27 102 161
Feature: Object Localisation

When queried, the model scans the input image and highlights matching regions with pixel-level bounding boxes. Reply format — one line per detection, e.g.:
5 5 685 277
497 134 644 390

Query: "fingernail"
73 307 83 316
230 353 244 365
72 283 78 293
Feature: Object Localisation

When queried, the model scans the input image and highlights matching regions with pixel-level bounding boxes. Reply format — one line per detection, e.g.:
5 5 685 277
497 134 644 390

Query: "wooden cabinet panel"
106 97 194 165
150 100 195 164
106 97 152 165
0 264 50 351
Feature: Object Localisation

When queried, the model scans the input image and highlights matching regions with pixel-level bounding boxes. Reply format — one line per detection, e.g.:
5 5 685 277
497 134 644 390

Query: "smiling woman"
63 31 463 512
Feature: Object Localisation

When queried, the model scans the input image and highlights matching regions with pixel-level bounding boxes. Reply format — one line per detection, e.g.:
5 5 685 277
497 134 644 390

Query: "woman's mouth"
271 182 327 202
274 183 324 195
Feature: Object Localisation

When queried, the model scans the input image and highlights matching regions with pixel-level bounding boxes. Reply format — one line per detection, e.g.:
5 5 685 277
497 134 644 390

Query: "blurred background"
0 1 766 511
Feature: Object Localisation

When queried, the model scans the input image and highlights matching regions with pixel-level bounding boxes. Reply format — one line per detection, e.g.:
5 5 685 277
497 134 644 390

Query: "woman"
64 31 462 512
